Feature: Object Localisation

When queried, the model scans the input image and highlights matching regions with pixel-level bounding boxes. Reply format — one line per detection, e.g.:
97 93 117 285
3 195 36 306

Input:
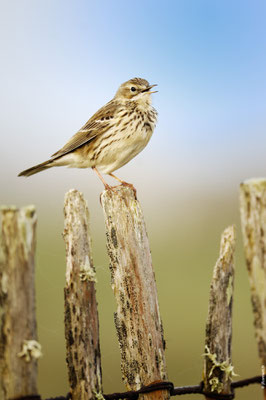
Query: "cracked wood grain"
240 179 266 394
203 225 236 399
63 190 102 400
101 186 169 400
0 206 39 400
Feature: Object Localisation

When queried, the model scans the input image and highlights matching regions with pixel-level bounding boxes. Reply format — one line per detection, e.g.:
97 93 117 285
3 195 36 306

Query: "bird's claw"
120 181 137 199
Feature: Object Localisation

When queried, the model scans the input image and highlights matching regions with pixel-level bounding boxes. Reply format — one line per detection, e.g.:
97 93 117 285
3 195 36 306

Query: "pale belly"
96 123 154 174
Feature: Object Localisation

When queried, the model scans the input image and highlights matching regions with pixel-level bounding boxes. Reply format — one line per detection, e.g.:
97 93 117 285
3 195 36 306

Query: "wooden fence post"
63 190 102 400
240 179 266 399
0 206 40 400
203 226 236 400
101 186 169 400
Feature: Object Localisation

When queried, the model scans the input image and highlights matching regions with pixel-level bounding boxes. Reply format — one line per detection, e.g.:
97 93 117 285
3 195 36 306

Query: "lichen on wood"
63 189 102 400
0 205 39 400
203 225 236 398
101 186 168 400
240 179 266 369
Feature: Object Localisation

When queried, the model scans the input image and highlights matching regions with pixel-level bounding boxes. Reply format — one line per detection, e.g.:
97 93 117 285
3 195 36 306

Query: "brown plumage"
18 78 158 189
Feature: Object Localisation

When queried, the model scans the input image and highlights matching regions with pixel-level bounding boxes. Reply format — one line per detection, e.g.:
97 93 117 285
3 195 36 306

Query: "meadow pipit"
18 78 158 190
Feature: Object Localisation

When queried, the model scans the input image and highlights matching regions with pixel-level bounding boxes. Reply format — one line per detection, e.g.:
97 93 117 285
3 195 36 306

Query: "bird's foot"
108 173 137 198
120 181 137 198
104 184 120 196
104 183 114 191
99 184 118 205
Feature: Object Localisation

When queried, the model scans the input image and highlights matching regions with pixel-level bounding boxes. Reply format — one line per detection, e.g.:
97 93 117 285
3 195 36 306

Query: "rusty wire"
11 374 265 400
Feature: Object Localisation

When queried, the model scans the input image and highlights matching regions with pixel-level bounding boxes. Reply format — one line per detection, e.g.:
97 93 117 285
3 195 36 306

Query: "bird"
18 77 158 190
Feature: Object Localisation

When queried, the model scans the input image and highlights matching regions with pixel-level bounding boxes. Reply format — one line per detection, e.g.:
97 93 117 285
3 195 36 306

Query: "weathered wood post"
63 190 102 400
203 226 236 400
240 179 266 399
0 206 41 400
101 186 169 400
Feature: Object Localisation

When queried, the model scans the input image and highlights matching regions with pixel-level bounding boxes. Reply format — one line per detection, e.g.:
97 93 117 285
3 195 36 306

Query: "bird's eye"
130 87 136 92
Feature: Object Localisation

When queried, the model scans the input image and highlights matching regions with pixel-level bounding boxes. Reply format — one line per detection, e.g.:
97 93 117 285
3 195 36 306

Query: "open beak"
142 84 158 94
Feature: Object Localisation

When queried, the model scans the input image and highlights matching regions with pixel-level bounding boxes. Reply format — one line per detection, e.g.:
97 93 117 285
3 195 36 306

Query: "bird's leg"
93 167 113 191
108 173 124 185
109 173 137 196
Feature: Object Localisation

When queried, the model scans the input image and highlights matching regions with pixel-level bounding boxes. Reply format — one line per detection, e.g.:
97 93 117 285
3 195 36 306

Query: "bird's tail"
18 159 53 177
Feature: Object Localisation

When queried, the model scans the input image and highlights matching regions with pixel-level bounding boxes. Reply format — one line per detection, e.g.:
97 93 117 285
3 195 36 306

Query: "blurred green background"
1 1 266 399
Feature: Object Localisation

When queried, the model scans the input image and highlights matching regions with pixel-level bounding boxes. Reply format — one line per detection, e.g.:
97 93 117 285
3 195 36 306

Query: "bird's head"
115 78 157 104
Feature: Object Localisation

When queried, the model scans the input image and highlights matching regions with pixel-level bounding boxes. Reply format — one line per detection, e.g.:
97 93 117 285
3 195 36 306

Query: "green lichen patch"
203 346 237 392
17 339 42 362
79 256 97 282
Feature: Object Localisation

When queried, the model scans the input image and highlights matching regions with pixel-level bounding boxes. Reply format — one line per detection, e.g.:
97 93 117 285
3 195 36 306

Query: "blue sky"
0 0 265 208
1 1 266 200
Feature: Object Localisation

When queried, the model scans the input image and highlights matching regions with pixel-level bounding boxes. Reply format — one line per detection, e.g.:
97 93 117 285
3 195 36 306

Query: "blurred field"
32 183 261 400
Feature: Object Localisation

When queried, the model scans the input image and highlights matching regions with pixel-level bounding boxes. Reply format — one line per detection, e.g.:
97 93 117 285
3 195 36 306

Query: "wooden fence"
0 180 265 400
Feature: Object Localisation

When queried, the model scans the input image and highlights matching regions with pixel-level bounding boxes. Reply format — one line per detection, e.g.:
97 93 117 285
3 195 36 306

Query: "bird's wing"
51 99 119 159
